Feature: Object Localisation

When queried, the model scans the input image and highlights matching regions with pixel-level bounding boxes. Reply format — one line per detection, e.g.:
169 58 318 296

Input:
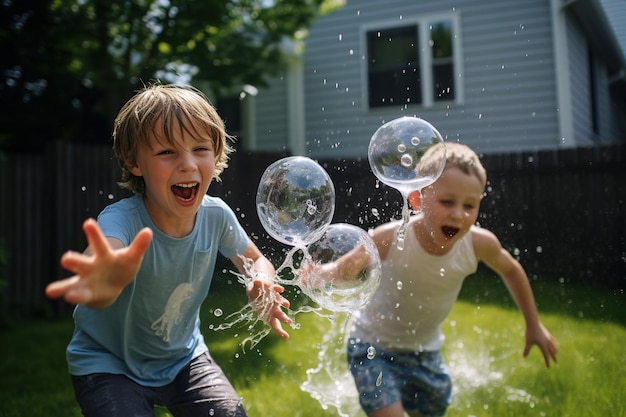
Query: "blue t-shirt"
66 194 249 386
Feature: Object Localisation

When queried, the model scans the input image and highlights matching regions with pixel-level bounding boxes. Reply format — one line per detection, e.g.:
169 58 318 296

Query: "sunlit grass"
1 274 624 417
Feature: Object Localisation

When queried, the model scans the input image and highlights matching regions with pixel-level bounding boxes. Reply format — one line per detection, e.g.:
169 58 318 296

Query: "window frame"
360 11 463 112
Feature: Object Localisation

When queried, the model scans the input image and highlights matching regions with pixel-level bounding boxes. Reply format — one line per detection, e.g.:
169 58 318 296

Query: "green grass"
1 274 624 417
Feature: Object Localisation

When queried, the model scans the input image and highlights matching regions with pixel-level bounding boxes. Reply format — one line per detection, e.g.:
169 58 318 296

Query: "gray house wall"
249 75 289 152
247 0 624 158
566 8 621 146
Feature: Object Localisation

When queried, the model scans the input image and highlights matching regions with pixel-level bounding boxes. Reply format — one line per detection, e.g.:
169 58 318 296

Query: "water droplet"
439 267 446 277
400 153 412 167
366 346 376 359
214 308 223 317
410 136 420 146
396 281 403 290
397 143 406 152
375 371 383 386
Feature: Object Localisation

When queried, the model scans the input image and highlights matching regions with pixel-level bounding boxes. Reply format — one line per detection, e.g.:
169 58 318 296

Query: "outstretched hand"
246 279 292 340
45 218 153 309
524 321 558 368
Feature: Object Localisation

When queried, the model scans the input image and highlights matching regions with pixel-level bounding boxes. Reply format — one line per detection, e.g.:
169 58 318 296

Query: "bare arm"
230 240 292 339
301 221 397 286
472 227 558 367
45 218 153 309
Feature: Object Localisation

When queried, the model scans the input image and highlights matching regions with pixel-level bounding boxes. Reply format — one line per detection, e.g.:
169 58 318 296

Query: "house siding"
301 0 561 158
252 0 623 157
253 74 289 152
595 58 621 142
600 0 626 58
567 14 595 147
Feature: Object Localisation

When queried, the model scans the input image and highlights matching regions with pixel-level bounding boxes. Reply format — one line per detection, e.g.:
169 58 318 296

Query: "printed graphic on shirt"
151 283 194 342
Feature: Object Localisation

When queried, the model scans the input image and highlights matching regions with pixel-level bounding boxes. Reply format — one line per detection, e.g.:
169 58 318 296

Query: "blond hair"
113 83 233 193
419 142 487 187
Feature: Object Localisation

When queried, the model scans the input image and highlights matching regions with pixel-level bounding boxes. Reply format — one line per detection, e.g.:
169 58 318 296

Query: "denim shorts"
347 339 452 417
70 352 248 417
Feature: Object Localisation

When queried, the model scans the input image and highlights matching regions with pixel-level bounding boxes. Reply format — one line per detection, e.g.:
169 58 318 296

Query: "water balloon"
256 156 335 247
368 116 446 248
299 223 381 312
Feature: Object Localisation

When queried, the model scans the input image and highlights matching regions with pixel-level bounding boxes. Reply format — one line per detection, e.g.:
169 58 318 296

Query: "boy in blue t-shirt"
46 83 292 417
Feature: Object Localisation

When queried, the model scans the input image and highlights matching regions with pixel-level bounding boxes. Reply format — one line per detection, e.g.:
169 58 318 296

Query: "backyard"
1 273 624 417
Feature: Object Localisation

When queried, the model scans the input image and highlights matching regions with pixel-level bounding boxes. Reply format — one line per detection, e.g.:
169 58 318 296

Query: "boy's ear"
128 163 142 177
408 190 421 211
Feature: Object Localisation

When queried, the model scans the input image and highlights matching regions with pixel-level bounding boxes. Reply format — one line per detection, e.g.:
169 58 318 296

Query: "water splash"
209 228 381 351
300 314 366 417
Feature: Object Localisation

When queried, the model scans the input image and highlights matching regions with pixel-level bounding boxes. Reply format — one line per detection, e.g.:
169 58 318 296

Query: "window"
367 25 421 107
430 20 455 102
365 14 460 109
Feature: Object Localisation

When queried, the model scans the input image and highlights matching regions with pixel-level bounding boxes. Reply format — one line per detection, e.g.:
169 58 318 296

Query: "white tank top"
350 222 479 351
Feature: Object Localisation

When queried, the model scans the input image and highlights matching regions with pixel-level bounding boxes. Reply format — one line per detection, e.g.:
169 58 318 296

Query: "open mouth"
171 182 199 202
441 226 460 238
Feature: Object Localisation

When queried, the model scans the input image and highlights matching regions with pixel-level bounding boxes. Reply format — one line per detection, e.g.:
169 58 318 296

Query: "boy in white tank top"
312 143 558 417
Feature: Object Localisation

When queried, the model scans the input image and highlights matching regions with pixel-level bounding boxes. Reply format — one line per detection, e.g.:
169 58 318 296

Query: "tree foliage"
0 0 342 151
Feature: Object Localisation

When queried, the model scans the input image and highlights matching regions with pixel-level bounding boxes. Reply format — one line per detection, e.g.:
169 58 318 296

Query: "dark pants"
71 353 248 417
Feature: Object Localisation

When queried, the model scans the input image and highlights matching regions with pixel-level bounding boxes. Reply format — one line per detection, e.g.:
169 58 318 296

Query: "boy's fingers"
82 218 110 256
271 319 290 339
64 286 93 306
60 250 87 273
45 276 80 299
127 227 153 259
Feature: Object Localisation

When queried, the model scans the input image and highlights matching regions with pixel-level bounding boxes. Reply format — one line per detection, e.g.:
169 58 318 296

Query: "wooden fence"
1 141 624 319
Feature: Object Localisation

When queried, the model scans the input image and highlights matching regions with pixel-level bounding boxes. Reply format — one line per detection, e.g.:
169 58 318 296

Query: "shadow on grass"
458 265 625 327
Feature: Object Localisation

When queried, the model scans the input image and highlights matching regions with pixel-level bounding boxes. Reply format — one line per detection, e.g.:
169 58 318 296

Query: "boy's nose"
450 205 463 219
178 152 197 171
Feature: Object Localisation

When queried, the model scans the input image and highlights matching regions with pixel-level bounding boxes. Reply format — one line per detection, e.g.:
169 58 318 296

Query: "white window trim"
359 11 463 112
551 0 575 147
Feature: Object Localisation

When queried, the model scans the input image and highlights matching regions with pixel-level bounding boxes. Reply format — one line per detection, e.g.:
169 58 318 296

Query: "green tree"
0 0 343 151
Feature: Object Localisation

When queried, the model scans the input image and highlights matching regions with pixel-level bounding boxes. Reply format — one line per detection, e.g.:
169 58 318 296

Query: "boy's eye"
156 149 174 155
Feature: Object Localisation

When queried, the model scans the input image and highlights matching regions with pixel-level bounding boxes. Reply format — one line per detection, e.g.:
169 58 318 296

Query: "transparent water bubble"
368 116 445 195
368 116 446 249
299 223 381 312
256 156 335 247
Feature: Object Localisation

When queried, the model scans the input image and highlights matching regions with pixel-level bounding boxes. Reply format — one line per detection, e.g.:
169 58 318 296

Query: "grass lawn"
1 273 624 417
